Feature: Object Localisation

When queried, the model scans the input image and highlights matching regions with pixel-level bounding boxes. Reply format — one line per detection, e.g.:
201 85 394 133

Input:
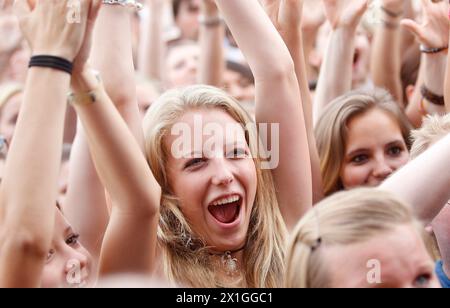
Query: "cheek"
341 163 371 189
390 153 410 170
41 262 64 288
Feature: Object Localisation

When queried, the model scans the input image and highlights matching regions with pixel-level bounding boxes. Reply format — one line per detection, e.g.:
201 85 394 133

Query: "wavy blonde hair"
285 188 426 288
143 85 287 287
315 89 412 196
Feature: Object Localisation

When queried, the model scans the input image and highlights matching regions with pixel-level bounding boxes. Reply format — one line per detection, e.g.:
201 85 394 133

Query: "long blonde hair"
285 188 425 288
315 89 412 196
143 85 287 287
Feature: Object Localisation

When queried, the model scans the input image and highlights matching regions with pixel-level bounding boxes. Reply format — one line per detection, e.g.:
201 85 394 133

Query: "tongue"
209 202 239 224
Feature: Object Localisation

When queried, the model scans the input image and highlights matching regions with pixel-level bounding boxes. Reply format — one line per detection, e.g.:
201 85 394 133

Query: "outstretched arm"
139 0 165 82
198 0 225 86
71 67 161 276
313 0 368 122
216 0 312 230
380 132 450 225
0 0 92 287
370 0 405 104
262 0 324 203
64 4 147 265
403 0 449 122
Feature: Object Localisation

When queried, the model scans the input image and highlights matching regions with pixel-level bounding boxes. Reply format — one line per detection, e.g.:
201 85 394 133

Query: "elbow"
256 58 297 84
1 228 50 261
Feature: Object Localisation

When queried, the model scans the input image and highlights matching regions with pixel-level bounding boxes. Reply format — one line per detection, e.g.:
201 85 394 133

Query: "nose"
372 156 394 180
211 158 234 186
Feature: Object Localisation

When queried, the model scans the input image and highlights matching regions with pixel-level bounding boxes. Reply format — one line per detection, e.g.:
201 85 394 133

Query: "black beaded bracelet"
29 55 73 75
420 85 445 106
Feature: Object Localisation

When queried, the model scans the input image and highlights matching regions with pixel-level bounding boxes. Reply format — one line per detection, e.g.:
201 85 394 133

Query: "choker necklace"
209 243 246 276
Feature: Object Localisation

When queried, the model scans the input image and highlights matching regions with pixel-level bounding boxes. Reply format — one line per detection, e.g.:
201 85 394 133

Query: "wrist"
71 66 101 93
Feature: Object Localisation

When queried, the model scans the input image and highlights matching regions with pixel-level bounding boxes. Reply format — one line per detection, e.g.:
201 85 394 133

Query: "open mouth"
208 195 242 225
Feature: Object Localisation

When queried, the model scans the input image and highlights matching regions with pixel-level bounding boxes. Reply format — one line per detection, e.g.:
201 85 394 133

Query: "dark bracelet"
380 6 403 18
29 55 73 75
420 45 449 54
420 85 445 106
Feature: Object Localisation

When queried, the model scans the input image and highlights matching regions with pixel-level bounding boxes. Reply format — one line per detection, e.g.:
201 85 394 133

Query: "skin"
340 108 410 189
166 44 199 88
175 0 201 40
0 92 22 145
325 224 441 288
165 109 257 253
40 210 93 288
223 69 255 103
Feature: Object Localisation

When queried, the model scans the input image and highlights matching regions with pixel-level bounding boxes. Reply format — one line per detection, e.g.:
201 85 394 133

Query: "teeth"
211 195 240 207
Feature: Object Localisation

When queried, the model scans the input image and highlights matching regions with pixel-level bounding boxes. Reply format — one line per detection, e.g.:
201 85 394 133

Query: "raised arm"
138 0 165 82
0 0 90 287
64 3 148 265
215 0 312 230
313 0 368 122
198 0 225 86
446 5 450 112
262 0 324 203
380 131 450 225
71 67 161 277
403 0 449 124
370 0 405 104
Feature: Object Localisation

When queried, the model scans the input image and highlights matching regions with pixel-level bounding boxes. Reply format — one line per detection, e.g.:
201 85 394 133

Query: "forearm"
63 127 110 261
380 132 450 225
139 1 165 82
445 49 450 112
0 67 70 287
215 0 294 80
91 6 144 147
283 31 324 203
314 27 355 122
198 8 225 86
72 68 160 275
370 23 403 104
72 69 160 216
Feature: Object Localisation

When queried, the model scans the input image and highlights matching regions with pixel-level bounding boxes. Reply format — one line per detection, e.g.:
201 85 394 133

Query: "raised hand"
14 0 91 61
261 0 304 35
401 0 449 49
322 0 370 30
72 0 102 73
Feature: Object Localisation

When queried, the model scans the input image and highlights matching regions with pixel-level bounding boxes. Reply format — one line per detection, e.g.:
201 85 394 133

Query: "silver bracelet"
102 0 143 11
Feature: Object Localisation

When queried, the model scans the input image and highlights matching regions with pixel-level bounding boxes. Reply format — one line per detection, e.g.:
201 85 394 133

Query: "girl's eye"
414 274 431 288
66 234 80 246
227 148 248 159
387 146 402 156
46 249 55 263
185 158 206 169
351 154 368 164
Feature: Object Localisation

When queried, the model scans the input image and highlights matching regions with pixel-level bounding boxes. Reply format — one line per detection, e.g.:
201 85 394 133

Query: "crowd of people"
0 0 449 288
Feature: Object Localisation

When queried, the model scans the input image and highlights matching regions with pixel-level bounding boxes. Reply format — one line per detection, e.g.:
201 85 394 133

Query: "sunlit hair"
285 188 426 288
142 85 286 287
314 88 412 196
410 114 450 159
